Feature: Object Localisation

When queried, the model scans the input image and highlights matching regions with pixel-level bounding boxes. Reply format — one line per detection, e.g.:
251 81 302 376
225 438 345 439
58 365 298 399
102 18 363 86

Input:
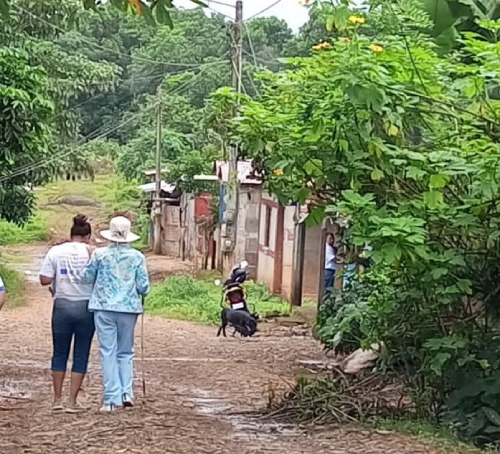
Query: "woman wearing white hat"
83 216 150 412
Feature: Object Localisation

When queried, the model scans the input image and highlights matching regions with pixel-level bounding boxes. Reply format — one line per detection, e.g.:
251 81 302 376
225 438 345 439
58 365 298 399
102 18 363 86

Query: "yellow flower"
312 41 331 51
128 0 142 14
341 37 350 44
370 44 384 53
273 169 284 176
348 15 366 24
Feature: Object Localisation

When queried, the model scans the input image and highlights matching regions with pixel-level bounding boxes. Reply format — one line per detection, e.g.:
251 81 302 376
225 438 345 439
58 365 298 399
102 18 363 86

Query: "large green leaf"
420 0 456 36
0 0 9 18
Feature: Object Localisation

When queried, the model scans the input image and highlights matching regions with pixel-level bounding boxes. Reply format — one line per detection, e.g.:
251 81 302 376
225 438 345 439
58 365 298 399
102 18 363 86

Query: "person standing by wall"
324 233 338 295
83 216 150 412
39 215 95 413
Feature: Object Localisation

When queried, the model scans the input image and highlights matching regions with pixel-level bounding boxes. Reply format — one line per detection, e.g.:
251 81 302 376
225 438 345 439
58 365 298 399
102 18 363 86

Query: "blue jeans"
324 269 336 295
94 311 138 406
51 298 95 374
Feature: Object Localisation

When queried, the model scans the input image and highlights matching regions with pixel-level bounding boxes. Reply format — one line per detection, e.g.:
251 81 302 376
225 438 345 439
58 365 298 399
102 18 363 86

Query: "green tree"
0 49 54 224
0 0 208 26
213 2 500 445
1 0 120 179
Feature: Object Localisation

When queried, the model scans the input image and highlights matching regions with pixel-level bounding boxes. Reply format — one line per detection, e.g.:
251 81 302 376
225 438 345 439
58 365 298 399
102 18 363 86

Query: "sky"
177 0 309 32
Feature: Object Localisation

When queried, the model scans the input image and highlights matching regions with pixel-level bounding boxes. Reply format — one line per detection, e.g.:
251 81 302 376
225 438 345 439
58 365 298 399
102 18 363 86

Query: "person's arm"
0 276 6 311
81 251 99 285
135 254 150 296
39 250 55 287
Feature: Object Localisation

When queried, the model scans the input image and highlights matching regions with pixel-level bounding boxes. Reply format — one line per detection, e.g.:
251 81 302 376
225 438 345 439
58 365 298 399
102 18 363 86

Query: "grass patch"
0 265 26 309
146 275 291 324
371 417 480 453
35 174 142 238
0 213 50 245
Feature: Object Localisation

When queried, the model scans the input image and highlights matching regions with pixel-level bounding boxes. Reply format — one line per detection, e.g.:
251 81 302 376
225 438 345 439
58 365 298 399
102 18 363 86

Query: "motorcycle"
214 260 259 318
214 260 259 337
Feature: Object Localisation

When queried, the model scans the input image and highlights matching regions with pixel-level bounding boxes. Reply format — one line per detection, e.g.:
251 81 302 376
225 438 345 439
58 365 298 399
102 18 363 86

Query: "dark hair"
70 214 91 238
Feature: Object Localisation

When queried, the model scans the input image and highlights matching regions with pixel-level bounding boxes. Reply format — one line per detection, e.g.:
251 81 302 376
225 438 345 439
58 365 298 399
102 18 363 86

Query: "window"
264 205 271 247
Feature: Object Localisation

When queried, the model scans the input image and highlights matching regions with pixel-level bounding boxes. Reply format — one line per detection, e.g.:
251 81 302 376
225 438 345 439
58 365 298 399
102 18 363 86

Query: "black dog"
217 308 257 338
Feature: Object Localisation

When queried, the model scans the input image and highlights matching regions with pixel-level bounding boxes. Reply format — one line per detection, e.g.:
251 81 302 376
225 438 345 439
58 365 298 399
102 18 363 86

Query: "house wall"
255 195 340 302
183 195 196 261
257 193 278 292
183 193 218 270
302 225 323 300
281 207 296 300
161 204 181 256
232 186 261 280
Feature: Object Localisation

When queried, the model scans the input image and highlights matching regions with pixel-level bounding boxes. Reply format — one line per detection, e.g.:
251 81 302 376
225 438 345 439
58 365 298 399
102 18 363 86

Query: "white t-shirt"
0 276 4 291
325 244 337 270
40 242 93 301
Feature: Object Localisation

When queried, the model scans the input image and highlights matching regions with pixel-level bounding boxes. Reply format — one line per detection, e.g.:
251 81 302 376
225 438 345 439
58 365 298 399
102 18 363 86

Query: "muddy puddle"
182 386 299 445
4 251 44 283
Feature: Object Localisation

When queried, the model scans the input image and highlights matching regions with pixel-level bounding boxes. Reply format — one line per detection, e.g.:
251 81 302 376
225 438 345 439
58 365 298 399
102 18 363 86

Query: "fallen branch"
258 374 406 427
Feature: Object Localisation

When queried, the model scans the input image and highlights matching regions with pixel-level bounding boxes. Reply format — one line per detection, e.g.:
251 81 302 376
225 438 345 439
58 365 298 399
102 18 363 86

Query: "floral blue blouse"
84 243 150 314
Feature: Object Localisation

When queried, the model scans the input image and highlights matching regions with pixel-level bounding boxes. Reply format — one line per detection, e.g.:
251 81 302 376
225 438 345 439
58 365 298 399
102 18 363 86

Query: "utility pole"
153 85 163 255
291 205 306 306
221 0 243 274
231 1 243 98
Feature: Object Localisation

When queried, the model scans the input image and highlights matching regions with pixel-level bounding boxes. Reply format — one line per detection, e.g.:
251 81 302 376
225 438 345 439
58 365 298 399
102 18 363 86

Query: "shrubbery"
222 1 500 446
146 276 291 324
317 267 500 447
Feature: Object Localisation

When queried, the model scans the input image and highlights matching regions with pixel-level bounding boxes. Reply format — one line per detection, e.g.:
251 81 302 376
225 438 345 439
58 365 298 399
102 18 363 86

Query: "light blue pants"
94 311 139 406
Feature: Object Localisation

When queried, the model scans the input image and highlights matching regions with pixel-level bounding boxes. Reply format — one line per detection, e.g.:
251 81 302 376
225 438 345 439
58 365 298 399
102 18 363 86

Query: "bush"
317 270 395 354
146 276 291 324
0 265 26 308
0 214 49 245
317 267 500 447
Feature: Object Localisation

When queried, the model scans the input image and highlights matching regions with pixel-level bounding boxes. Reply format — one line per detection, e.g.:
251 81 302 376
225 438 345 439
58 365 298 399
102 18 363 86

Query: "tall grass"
0 214 50 245
0 265 26 309
146 276 291 324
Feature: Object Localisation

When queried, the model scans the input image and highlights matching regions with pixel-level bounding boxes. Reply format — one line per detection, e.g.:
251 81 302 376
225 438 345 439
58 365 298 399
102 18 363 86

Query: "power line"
244 65 260 96
245 0 284 21
207 6 233 20
0 63 217 183
0 108 152 184
242 22 260 96
242 49 280 66
228 24 246 96
243 22 258 67
15 5 228 69
208 0 236 7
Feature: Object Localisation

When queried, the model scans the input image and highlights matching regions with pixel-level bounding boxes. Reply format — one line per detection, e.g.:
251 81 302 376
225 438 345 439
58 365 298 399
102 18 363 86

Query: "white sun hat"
100 216 140 243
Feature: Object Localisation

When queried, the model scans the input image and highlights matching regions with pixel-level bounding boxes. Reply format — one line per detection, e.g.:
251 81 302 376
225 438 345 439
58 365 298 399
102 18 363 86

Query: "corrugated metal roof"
138 181 176 193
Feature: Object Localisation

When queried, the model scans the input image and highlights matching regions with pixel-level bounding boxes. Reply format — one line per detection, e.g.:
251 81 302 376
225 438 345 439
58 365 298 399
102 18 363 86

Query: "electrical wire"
227 25 246 96
243 22 258 67
242 22 260 95
15 5 229 69
0 63 219 183
245 0 284 22
242 49 280 66
206 4 234 19
208 0 236 8
0 108 153 184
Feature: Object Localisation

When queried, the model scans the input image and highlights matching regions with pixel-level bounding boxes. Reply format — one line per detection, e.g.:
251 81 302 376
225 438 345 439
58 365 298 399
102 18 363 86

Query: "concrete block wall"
233 186 261 280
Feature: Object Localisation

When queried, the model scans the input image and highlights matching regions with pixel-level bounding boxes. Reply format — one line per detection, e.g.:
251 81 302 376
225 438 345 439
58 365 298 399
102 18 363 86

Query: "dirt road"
0 248 447 454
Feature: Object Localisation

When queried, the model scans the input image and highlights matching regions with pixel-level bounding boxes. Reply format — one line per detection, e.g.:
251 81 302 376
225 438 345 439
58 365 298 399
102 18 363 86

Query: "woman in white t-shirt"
39 215 95 413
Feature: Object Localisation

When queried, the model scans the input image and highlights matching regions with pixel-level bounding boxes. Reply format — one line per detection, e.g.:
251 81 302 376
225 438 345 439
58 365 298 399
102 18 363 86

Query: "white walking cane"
141 295 146 396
